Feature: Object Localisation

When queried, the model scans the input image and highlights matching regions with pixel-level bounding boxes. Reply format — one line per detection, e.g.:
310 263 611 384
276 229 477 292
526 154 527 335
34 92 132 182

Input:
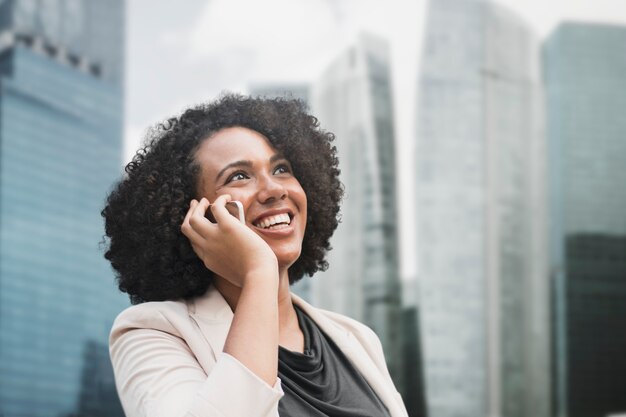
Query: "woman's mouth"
253 213 292 230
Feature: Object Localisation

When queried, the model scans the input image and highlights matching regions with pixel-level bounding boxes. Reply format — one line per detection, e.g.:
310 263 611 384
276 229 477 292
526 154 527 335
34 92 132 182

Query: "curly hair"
102 93 343 304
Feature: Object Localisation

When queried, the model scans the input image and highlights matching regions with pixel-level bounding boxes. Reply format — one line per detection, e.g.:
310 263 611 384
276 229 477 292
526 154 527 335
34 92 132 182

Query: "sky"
125 0 626 280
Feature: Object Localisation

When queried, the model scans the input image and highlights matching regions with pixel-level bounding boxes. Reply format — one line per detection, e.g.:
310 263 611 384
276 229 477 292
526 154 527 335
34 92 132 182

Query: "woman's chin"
275 249 302 271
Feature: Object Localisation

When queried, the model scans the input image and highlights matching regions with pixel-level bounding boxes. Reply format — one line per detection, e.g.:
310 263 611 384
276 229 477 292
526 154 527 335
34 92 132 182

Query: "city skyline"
0 2 624 417
125 0 626 282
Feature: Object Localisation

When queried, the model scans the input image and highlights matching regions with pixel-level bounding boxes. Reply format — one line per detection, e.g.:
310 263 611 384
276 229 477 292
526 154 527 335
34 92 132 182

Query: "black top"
277 305 391 417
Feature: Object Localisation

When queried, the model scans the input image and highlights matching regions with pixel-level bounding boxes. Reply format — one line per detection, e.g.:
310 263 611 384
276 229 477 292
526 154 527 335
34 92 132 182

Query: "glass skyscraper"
0 0 124 84
544 22 626 417
311 33 404 389
0 1 127 416
415 1 550 416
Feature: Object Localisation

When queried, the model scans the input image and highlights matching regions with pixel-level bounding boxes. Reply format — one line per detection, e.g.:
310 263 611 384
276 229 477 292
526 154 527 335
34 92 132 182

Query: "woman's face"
195 126 307 270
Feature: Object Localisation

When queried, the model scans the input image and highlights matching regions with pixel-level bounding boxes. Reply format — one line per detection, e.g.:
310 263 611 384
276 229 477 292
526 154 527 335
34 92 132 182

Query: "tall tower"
415 1 550 416
311 33 403 387
0 1 127 416
544 22 626 417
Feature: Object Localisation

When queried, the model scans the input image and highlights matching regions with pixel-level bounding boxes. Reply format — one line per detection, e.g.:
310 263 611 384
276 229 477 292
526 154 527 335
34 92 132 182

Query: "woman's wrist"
241 262 280 289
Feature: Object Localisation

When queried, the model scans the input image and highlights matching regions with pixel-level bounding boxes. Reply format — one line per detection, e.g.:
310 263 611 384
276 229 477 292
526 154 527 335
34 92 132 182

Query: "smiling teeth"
254 213 291 229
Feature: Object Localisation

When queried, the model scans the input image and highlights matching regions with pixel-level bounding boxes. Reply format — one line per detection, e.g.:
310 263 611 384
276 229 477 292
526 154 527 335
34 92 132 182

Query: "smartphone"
205 201 245 224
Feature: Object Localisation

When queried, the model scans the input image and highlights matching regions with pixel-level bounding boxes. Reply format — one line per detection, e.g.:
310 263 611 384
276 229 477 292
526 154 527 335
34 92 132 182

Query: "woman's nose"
257 175 287 203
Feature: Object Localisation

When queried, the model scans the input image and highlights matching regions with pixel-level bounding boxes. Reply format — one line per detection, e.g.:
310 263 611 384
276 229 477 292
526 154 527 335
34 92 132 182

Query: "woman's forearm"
222 269 280 386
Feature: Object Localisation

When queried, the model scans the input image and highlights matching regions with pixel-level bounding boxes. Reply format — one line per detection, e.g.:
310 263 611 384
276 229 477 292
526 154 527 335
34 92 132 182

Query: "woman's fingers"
181 199 207 244
187 198 215 238
209 194 235 225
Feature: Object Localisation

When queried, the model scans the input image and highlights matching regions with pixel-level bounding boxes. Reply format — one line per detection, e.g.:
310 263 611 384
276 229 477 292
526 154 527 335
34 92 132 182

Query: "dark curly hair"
102 93 343 304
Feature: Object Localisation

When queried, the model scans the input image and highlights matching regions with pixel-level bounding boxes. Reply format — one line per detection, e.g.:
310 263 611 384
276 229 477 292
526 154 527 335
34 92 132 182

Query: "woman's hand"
180 195 278 287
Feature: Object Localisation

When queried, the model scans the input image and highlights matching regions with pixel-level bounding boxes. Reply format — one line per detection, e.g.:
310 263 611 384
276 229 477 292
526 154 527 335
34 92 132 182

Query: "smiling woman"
193 127 308 273
101 94 408 417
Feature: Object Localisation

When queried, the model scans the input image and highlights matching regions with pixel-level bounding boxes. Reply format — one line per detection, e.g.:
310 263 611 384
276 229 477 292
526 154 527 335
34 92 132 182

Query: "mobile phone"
205 201 245 224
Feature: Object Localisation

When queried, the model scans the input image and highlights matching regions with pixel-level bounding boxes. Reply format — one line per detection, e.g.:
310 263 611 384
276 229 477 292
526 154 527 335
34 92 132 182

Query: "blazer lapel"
188 286 234 362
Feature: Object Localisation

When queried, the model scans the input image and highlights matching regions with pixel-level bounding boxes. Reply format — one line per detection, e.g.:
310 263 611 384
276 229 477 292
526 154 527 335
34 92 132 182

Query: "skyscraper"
544 22 626 417
0 1 126 416
0 0 124 84
249 83 310 105
311 33 403 388
416 1 550 416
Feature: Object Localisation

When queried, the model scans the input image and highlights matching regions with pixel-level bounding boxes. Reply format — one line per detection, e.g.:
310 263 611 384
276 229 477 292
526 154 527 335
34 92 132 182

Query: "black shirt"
277 305 391 417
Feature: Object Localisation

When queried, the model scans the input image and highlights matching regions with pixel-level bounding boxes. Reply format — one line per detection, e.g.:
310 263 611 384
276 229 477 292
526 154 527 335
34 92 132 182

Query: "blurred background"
1 0 625 416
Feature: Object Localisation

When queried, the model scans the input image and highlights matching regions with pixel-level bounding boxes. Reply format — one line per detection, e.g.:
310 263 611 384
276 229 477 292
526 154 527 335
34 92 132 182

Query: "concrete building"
0 1 127 416
415 1 550 416
311 33 404 388
544 22 626 417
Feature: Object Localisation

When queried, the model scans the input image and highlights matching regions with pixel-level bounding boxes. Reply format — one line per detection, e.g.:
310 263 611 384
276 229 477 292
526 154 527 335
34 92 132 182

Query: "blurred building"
401 306 427 417
248 83 314 302
416 1 550 416
0 0 124 84
400 278 428 417
0 1 127 416
75 340 125 417
544 22 626 417
311 33 404 388
249 83 310 105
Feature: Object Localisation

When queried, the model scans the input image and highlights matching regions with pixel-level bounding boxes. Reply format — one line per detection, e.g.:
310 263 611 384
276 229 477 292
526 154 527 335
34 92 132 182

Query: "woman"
103 94 408 417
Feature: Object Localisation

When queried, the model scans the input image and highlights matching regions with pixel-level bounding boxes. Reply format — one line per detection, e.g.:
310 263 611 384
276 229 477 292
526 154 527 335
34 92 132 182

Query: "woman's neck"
213 269 301 344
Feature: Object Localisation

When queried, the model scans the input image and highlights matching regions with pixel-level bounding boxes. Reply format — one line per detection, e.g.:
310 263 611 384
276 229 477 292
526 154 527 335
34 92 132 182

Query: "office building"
400 277 427 417
311 33 404 387
544 22 626 417
416 1 550 416
312 34 402 385
0 1 127 416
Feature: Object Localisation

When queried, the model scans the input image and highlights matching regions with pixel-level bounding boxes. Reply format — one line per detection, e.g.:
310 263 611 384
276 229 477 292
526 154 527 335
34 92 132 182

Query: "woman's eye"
273 164 291 175
226 172 248 183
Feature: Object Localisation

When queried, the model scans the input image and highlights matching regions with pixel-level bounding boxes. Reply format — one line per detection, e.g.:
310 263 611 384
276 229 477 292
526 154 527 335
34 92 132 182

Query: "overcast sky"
125 0 626 280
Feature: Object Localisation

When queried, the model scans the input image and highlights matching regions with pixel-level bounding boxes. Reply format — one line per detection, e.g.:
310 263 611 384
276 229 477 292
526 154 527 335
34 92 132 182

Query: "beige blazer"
110 286 408 417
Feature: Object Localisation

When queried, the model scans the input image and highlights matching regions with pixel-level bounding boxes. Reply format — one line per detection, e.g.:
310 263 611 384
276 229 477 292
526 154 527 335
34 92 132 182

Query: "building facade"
415 1 550 416
544 23 626 417
311 33 404 389
0 1 127 416
0 0 124 84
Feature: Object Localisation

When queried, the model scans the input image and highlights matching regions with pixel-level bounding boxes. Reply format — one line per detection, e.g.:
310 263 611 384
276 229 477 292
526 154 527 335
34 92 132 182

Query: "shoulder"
110 299 191 343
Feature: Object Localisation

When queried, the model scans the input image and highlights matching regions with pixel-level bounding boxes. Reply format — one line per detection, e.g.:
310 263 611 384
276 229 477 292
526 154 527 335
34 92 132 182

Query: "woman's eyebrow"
216 160 252 181
270 153 287 164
